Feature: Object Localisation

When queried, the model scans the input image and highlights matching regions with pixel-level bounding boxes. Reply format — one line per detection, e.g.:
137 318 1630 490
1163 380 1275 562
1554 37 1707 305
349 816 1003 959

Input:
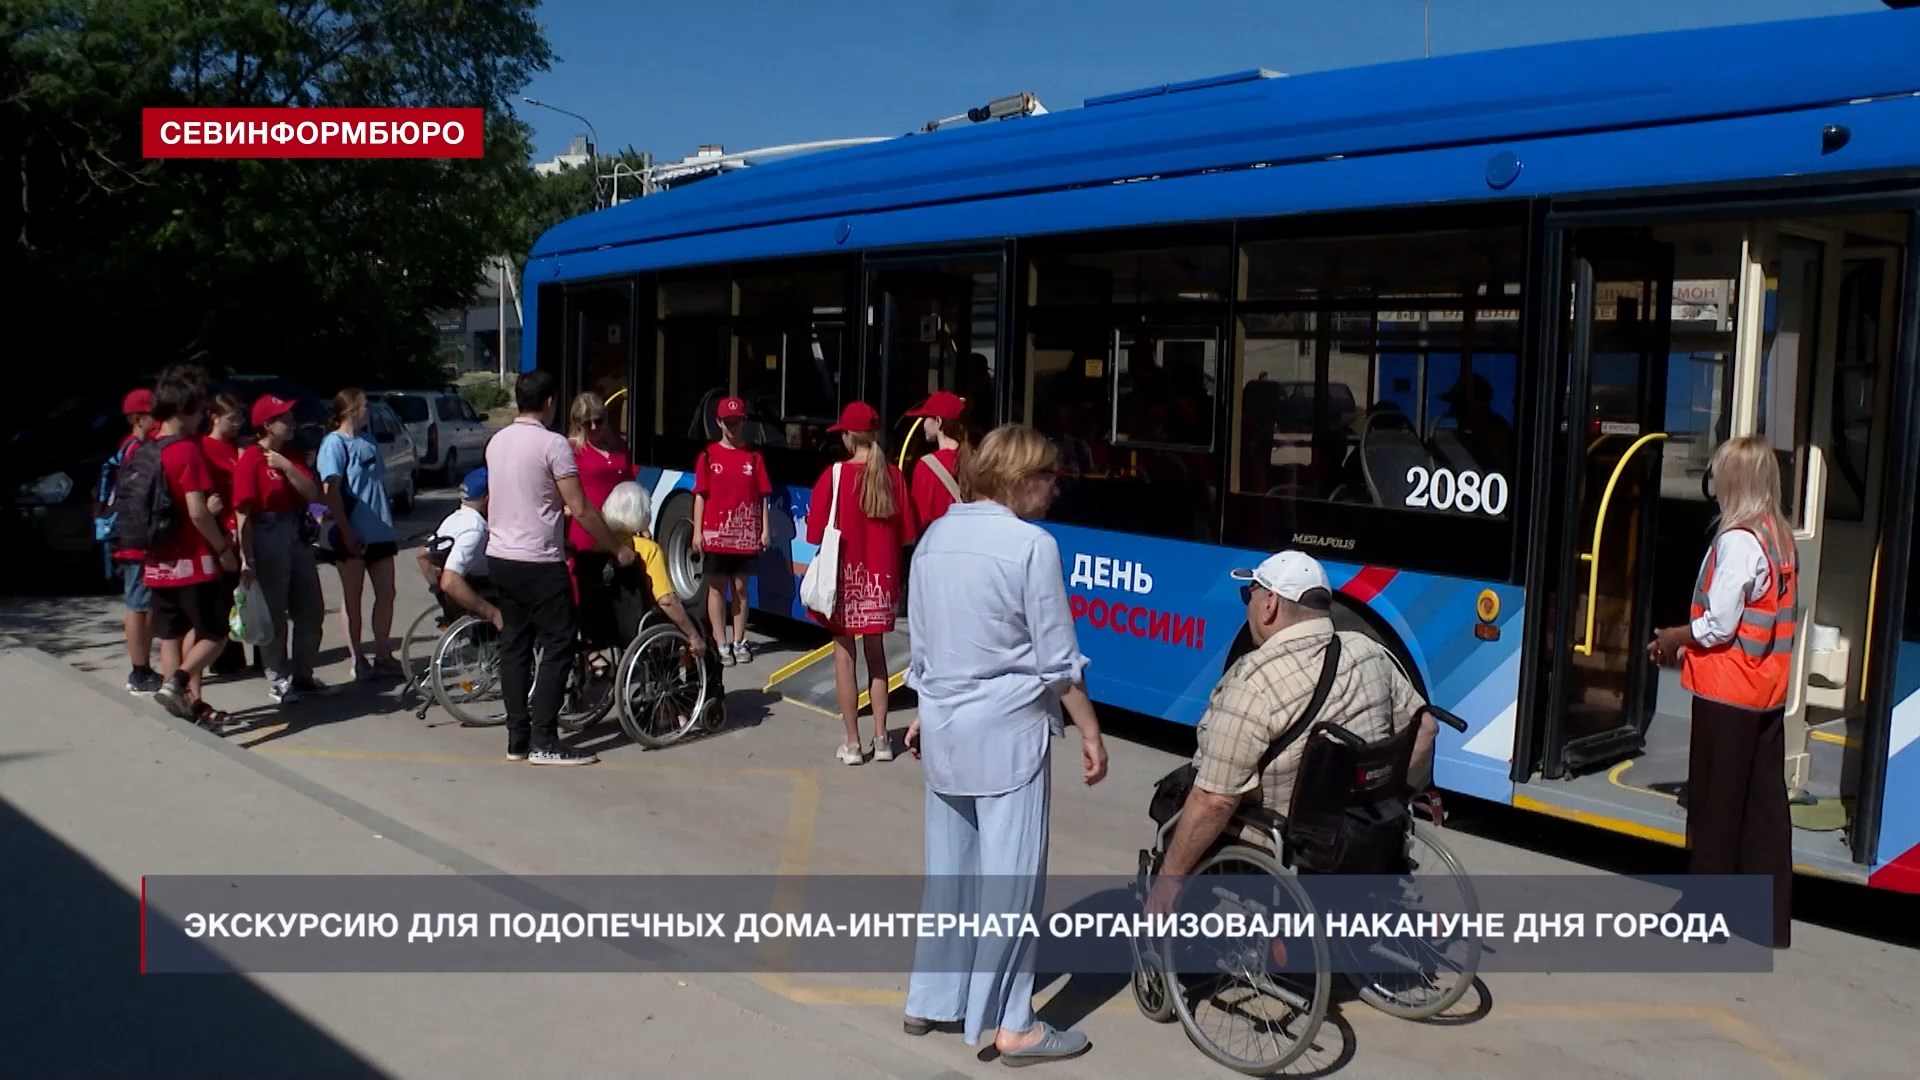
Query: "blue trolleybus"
524 8 1920 892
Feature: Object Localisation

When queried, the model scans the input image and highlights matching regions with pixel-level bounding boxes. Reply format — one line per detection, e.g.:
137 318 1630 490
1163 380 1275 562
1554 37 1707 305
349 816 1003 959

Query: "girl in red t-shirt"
692 396 771 665
566 392 635 656
806 402 917 765
904 390 973 527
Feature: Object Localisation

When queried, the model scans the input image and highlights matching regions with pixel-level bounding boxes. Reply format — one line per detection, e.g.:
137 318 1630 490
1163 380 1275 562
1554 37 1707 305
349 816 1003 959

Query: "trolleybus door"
861 254 1004 477
1540 235 1676 777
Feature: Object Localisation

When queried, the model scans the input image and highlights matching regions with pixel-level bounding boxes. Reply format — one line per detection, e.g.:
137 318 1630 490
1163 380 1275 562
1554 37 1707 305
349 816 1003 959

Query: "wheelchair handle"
1314 720 1369 749
1421 704 1469 733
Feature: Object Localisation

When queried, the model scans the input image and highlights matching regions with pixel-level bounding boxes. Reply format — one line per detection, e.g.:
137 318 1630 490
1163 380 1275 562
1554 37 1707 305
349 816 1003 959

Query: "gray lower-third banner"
140 872 1775 975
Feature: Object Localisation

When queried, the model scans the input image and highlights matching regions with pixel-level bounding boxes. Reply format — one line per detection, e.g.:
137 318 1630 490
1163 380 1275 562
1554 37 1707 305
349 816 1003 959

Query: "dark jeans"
1686 697 1793 949
491 557 576 755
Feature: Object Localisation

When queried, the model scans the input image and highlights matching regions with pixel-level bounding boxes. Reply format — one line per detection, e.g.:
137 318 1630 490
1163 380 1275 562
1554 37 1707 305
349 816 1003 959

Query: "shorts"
321 536 399 566
121 561 152 613
703 552 757 578
151 580 234 642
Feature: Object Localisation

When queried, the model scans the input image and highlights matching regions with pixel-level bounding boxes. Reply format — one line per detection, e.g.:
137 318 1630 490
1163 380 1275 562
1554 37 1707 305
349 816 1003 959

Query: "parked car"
363 399 419 513
374 389 491 484
2 394 128 589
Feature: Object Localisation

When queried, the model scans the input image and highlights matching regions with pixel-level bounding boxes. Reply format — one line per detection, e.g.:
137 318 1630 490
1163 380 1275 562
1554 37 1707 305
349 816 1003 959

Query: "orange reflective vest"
1680 518 1798 711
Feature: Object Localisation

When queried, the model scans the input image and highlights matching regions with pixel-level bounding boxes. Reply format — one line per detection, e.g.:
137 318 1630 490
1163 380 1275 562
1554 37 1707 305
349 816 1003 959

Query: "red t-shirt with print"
144 438 220 588
233 444 314 515
693 442 772 555
805 461 918 635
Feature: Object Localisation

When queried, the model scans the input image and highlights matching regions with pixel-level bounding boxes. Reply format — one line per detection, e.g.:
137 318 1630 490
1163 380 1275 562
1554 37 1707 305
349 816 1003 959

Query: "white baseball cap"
1230 551 1333 608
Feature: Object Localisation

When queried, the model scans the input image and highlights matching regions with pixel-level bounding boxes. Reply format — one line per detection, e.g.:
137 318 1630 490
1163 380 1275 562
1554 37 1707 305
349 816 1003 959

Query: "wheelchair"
418 547 620 732
1127 705 1481 1075
604 558 727 750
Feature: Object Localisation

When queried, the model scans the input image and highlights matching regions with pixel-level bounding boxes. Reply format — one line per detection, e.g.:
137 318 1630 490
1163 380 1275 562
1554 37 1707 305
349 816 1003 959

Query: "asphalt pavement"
2 483 1917 1079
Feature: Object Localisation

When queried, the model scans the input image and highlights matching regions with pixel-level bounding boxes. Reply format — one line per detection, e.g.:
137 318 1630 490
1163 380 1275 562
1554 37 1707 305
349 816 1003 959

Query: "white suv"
377 389 492 484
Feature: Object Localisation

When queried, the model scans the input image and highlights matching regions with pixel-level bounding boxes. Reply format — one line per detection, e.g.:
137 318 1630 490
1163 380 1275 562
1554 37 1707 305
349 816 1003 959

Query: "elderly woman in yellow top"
1647 435 1795 949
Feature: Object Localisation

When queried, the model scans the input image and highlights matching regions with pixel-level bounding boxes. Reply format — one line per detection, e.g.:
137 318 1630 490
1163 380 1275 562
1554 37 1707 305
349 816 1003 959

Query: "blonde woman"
900 423 1103 1062
805 402 917 764
566 392 634 660
1648 435 1796 949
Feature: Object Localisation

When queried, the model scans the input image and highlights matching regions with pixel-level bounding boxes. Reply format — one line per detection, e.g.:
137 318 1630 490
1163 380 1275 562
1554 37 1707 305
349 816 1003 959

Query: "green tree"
1 0 554 398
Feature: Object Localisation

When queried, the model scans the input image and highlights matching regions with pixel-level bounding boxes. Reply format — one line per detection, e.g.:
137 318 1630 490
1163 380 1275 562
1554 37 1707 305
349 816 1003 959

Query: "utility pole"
1424 0 1432 58
497 256 509 387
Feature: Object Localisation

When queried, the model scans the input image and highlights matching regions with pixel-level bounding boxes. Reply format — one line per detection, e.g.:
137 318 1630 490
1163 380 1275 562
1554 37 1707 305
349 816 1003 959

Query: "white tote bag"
799 463 843 617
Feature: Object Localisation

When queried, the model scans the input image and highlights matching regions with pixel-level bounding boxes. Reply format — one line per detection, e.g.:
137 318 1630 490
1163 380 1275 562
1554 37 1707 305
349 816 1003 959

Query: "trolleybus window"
1021 228 1230 542
1232 226 1525 518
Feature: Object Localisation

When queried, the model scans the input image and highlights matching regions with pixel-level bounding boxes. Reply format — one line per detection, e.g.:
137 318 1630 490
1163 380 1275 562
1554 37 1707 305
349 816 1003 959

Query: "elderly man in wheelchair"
416 468 502 630
1128 551 1479 1074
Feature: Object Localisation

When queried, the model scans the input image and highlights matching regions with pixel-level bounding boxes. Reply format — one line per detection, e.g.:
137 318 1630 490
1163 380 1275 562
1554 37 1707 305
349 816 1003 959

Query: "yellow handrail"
897 418 924 469
1863 541 1881 702
1575 432 1669 656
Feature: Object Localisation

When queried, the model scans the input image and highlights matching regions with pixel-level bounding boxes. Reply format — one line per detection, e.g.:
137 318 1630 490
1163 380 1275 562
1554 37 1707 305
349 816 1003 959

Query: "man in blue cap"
417 467 501 629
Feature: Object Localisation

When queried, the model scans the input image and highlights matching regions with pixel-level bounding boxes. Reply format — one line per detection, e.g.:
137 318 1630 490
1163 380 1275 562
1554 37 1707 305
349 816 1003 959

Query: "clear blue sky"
520 0 1884 164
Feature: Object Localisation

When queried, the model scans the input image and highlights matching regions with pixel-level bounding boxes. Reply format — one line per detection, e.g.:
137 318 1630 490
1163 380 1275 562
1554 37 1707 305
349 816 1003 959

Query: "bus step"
763 631 912 716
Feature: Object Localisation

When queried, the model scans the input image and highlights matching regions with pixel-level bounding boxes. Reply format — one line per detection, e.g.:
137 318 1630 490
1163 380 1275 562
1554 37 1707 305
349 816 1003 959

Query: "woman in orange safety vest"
1647 435 1795 949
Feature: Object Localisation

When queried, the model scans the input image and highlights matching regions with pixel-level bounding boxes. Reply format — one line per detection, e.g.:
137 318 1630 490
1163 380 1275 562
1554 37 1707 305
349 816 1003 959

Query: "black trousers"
1686 697 1792 949
491 557 577 754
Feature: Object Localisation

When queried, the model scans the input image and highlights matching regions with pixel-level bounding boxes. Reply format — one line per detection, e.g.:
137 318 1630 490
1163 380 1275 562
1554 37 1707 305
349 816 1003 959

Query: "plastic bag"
229 580 275 646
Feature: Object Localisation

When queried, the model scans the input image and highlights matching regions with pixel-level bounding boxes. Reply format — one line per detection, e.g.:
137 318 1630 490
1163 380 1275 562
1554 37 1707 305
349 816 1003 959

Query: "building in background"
534 134 594 177
428 264 520 378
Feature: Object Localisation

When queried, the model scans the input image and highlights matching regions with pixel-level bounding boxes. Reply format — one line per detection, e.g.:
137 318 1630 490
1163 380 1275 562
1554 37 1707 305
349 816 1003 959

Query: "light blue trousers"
905 755 1052 1046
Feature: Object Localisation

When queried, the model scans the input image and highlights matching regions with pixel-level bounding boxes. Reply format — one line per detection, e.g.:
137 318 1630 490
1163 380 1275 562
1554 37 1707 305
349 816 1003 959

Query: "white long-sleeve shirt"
1690 529 1773 649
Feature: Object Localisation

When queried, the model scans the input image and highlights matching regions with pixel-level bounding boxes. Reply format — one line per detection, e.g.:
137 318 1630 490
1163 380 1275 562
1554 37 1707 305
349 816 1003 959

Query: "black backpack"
113 435 186 552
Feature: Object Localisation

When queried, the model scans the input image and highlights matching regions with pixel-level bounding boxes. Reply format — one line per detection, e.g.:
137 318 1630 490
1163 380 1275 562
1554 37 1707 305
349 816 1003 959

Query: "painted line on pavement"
188 667 1813 1077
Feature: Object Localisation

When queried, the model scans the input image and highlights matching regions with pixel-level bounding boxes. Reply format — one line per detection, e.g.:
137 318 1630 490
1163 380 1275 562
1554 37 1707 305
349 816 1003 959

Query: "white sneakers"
836 736 896 765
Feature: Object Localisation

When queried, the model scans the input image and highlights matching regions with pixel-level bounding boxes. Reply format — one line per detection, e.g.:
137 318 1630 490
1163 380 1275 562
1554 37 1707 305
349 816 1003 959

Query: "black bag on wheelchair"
1284 719 1418 876
1147 635 1343 829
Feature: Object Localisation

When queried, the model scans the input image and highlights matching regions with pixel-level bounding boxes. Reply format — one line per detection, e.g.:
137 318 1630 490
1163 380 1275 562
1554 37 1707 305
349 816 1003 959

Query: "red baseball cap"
716 396 746 420
906 391 966 422
122 389 154 416
826 401 881 434
251 394 297 428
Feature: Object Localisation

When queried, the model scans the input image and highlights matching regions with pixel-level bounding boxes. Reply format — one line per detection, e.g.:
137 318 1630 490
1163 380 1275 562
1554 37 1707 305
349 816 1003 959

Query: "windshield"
384 395 429 423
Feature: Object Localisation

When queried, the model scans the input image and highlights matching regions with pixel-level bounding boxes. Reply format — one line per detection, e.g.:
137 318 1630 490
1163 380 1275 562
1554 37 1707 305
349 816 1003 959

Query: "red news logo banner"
143 108 484 159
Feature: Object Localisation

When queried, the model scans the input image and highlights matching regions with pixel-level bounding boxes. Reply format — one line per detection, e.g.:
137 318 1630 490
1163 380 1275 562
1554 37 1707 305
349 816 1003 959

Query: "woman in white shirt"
901 424 1108 1064
1647 435 1796 949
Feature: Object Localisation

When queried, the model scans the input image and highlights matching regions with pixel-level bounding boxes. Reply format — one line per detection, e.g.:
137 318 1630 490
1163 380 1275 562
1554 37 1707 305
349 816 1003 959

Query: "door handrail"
1575 432 1669 656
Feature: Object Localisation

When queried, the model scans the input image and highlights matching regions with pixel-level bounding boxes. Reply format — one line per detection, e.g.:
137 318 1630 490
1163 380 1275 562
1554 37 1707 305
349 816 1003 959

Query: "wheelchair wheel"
1130 948 1176 1024
1163 842 1330 1075
1348 820 1482 1021
400 604 448 698
558 646 618 733
429 616 508 727
614 623 710 749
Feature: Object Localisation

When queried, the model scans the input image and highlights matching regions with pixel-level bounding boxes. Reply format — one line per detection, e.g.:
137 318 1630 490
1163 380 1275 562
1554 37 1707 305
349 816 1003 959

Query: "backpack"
112 435 187 553
94 436 141 545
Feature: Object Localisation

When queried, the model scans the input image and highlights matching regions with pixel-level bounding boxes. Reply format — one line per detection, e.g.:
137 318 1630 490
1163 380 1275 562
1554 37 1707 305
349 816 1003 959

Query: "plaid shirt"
1192 618 1425 837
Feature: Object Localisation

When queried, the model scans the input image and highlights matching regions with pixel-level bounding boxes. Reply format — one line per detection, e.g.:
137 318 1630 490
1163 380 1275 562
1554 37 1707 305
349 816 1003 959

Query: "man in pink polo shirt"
485 369 632 766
